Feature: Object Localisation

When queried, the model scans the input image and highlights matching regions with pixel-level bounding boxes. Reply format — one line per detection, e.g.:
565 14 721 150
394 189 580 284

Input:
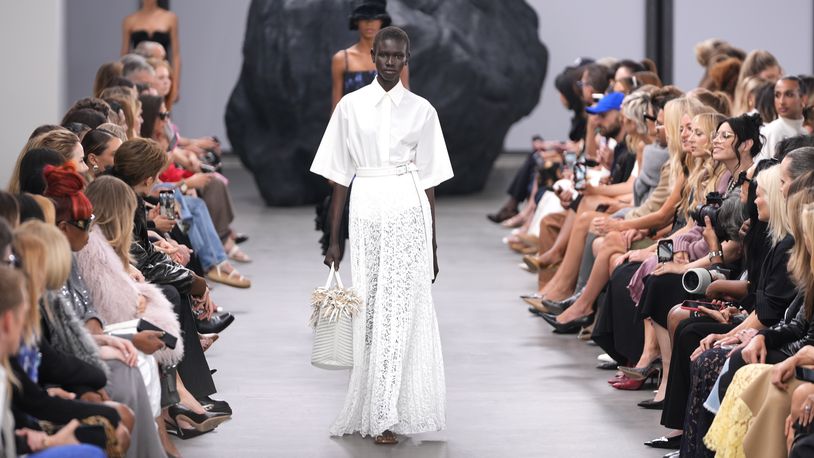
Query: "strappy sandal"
206 262 251 288
374 430 398 445
227 244 252 263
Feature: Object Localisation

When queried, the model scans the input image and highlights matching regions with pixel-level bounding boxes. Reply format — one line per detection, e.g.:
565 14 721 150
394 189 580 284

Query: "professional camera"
689 192 732 241
682 266 730 295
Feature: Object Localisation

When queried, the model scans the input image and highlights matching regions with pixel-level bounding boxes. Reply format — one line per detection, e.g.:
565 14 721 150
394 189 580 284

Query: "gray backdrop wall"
4 0 813 190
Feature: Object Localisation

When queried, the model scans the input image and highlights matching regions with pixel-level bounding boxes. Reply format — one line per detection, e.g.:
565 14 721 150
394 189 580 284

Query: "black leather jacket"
131 196 194 294
758 293 811 357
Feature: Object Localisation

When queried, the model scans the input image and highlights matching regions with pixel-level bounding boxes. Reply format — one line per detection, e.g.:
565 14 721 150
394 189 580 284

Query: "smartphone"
158 190 176 220
680 300 726 312
657 239 673 263
564 151 577 169
137 318 178 349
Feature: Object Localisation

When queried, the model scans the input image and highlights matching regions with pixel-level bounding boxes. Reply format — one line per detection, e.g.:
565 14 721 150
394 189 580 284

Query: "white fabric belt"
355 163 419 177
353 162 434 279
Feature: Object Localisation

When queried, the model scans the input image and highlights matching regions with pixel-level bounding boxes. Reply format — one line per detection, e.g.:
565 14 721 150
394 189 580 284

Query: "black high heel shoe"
197 396 232 415
540 312 594 334
168 403 231 433
540 287 585 315
196 312 235 334
165 418 209 440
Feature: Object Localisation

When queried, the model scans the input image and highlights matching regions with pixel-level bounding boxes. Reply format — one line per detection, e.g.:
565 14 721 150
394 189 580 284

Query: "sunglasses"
67 214 96 232
1 253 21 269
643 113 657 122
159 111 171 120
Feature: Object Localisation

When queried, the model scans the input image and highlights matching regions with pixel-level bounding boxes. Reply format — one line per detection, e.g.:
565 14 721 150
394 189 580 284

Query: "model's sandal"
374 430 398 445
206 263 251 288
227 244 252 263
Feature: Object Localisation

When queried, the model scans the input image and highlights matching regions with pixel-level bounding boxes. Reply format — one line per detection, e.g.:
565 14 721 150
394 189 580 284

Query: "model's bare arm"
425 187 438 282
324 184 349 269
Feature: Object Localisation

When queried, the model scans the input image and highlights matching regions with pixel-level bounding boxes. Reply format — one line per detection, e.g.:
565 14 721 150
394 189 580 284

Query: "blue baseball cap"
585 92 624 114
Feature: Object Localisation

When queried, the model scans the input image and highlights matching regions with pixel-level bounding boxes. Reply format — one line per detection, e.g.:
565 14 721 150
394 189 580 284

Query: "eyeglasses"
712 131 735 141
1 253 21 269
67 214 96 232
158 111 171 120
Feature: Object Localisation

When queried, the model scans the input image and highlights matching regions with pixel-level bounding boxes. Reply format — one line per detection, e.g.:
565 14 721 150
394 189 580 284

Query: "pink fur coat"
76 229 184 366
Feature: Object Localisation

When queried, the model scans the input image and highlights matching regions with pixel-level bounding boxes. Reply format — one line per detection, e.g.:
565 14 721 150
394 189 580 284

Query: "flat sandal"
374 430 398 445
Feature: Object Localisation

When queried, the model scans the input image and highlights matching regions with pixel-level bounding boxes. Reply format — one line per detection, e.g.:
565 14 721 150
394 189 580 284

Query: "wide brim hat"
349 0 392 30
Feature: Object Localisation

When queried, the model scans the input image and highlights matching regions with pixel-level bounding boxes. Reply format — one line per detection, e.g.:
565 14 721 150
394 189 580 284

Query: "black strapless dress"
130 30 172 59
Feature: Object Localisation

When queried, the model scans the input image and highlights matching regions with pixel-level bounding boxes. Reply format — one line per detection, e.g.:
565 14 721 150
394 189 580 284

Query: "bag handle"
324 263 345 290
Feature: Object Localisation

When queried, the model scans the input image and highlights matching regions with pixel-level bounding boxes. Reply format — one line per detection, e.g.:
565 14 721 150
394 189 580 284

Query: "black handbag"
160 365 180 408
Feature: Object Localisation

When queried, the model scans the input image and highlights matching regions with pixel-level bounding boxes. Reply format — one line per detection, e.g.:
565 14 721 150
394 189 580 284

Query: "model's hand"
324 243 342 269
432 246 439 284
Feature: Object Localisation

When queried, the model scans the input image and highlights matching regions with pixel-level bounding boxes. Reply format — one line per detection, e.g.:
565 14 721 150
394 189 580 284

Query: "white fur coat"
76 229 184 366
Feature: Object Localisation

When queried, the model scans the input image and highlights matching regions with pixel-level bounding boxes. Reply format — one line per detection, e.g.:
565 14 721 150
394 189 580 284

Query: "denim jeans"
179 193 227 271
29 445 106 458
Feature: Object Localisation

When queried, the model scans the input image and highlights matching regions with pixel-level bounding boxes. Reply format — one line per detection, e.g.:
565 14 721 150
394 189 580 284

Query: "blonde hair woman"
8 129 81 193
11 221 135 456
686 111 729 223
704 176 814 457
733 75 770 116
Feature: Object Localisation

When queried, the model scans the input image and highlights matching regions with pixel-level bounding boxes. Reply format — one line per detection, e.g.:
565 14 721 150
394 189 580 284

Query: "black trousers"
592 262 644 365
506 153 537 203
716 346 789 402
157 284 216 398
661 318 734 429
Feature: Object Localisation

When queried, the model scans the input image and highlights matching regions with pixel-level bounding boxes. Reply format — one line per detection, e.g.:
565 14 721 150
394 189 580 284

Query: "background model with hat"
330 0 410 111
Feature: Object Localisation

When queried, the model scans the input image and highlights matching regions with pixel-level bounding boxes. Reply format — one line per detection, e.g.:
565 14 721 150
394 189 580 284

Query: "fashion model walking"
311 26 452 445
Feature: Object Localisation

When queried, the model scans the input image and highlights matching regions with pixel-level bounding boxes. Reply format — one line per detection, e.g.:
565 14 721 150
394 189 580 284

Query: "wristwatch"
708 250 723 262
179 180 188 194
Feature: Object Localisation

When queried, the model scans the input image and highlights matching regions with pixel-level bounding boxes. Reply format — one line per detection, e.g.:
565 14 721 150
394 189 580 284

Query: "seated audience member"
121 54 155 87
42 165 170 457
110 138 234 435
703 172 814 456
759 76 808 160
12 222 133 456
93 61 124 98
82 128 123 178
0 262 107 457
139 95 252 279
134 40 167 61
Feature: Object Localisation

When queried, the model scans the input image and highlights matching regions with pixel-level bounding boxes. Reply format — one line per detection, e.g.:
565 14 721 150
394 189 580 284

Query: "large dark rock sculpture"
226 0 547 206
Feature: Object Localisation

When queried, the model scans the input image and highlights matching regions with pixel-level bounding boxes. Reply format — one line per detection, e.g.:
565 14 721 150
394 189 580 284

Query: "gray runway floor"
175 155 667 458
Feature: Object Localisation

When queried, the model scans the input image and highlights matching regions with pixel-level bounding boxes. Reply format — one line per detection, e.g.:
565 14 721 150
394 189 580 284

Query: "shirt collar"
371 77 406 107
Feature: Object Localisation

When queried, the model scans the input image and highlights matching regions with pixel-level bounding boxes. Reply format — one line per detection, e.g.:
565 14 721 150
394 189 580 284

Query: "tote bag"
309 264 361 370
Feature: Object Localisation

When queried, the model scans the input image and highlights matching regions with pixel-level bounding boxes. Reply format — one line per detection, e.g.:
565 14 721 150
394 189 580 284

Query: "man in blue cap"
584 91 636 188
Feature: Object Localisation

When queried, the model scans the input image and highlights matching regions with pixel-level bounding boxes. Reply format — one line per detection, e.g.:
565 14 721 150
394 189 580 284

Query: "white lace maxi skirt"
329 170 446 437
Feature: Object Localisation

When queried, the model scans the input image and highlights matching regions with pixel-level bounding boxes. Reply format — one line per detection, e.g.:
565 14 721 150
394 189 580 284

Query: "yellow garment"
704 364 771 458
